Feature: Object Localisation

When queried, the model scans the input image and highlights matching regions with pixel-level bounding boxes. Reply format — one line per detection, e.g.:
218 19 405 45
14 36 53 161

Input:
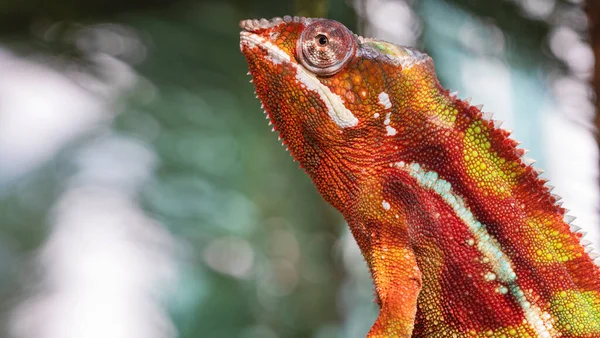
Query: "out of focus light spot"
362 0 419 46
314 324 341 338
70 54 137 99
461 58 514 126
302 233 336 284
544 107 600 247
546 72 598 244
458 20 505 55
556 7 588 31
515 0 555 20
75 24 147 65
203 237 254 279
549 25 594 79
258 258 298 298
551 75 595 123
0 52 107 184
11 135 178 338
72 135 157 191
269 228 300 263
239 325 278 338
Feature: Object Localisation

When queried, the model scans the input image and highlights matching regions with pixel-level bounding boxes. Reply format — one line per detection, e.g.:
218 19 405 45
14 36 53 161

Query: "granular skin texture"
239 16 600 337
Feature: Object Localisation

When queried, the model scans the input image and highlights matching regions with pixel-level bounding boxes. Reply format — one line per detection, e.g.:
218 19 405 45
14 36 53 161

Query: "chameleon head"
240 16 435 172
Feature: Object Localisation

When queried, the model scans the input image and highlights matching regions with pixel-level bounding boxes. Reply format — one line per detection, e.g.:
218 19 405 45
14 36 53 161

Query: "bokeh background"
0 0 598 337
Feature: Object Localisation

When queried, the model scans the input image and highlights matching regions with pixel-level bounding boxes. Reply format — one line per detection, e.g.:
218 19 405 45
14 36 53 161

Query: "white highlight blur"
4 23 178 338
11 136 177 338
460 58 514 127
360 0 420 46
515 0 556 20
545 6 599 251
544 108 600 248
0 50 106 183
203 236 254 278
550 25 594 79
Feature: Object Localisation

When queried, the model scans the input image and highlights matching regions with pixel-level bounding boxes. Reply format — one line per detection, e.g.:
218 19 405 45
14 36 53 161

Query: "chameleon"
239 16 600 337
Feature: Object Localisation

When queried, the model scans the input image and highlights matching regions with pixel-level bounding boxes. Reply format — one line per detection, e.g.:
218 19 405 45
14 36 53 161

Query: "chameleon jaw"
240 31 359 129
240 31 296 157
239 31 291 65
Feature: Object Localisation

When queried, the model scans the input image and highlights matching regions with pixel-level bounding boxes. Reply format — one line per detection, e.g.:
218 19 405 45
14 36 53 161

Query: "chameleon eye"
296 20 356 76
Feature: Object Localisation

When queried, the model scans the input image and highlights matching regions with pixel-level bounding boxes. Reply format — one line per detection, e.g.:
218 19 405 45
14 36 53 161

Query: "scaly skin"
239 16 600 337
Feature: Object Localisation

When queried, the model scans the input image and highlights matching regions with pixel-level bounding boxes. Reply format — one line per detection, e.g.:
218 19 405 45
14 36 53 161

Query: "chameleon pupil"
317 34 328 45
292 19 356 75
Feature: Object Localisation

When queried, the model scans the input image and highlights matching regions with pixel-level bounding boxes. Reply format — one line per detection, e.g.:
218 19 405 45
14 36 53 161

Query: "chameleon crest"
240 16 600 337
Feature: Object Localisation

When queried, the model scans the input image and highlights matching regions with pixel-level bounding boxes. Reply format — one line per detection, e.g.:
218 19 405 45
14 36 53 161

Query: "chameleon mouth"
240 31 294 154
240 31 359 129
239 31 292 65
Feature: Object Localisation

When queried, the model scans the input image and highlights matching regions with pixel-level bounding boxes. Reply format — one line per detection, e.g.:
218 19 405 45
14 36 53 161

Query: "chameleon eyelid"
296 20 356 76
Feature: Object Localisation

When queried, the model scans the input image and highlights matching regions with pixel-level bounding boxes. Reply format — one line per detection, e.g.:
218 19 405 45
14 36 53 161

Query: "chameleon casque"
239 16 600 337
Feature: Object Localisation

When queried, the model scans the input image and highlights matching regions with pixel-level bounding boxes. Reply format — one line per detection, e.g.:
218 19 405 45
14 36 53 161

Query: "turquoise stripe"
395 161 553 335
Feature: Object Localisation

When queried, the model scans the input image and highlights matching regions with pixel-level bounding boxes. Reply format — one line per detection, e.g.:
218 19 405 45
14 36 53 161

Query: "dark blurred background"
0 0 597 337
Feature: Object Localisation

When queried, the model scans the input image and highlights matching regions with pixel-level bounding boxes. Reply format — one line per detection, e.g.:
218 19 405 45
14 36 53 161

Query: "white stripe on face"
241 32 359 129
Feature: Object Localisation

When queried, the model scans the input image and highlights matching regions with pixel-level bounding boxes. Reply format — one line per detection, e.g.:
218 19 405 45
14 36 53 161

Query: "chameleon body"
239 16 600 337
